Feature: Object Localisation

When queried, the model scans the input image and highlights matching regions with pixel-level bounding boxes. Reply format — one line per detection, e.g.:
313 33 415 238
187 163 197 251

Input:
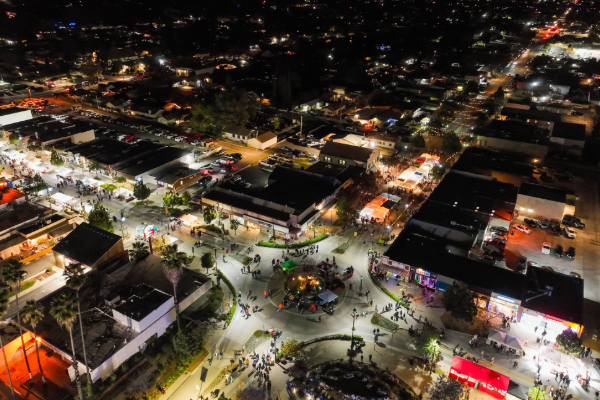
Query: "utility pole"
300 115 303 139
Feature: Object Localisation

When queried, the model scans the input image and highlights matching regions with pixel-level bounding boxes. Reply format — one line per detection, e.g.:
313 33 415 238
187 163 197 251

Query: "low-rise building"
549 121 586 158
0 108 33 127
318 141 379 170
248 131 277 150
516 182 574 221
52 223 127 269
223 126 258 144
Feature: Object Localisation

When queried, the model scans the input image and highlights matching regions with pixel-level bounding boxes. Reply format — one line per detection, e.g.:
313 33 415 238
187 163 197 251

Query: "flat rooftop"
115 147 188 177
451 147 534 181
67 138 164 166
0 201 53 235
52 222 122 267
0 107 30 117
114 284 171 322
518 182 566 203
384 225 528 300
0 188 26 206
427 170 518 221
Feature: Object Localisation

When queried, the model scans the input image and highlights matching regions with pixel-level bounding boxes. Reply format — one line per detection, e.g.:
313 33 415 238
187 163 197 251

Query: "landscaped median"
368 272 410 309
258 233 329 249
216 269 237 325
276 334 364 360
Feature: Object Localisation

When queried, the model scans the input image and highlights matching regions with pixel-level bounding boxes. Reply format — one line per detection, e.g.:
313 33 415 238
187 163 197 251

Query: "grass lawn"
101 183 118 191
1 281 36 300
258 233 328 248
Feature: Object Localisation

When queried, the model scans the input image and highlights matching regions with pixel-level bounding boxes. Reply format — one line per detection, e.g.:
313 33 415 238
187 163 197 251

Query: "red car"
485 238 506 250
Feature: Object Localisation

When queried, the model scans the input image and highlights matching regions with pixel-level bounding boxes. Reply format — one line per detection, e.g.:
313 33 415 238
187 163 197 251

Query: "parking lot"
504 216 582 276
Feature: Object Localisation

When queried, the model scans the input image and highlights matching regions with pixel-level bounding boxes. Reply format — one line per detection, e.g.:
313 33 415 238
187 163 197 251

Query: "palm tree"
2 259 33 381
21 300 46 384
130 241 149 260
0 290 16 399
63 263 92 386
161 245 191 331
50 293 83 400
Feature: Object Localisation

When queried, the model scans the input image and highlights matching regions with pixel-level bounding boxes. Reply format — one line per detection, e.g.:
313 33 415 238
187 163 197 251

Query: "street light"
350 307 358 350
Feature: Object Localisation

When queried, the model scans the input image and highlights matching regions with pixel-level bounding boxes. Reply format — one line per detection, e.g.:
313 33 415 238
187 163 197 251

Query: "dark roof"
203 189 291 222
551 121 586 141
0 202 53 235
451 147 534 180
487 120 543 136
500 107 560 123
305 162 362 183
518 182 566 203
0 116 54 132
0 108 30 117
384 226 528 300
52 223 122 267
114 284 171 322
427 171 517 220
114 147 188 177
320 141 374 162
223 126 256 137
522 267 584 325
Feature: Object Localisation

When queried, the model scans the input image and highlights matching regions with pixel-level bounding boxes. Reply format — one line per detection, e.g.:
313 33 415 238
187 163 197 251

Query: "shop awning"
451 356 509 392
318 290 338 303
487 329 525 352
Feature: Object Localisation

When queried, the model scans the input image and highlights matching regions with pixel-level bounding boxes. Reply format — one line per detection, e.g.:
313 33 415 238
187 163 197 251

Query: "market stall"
56 167 74 176
51 192 74 205
281 260 298 273
179 214 199 228
486 329 525 355
538 346 585 371
359 193 399 221
449 356 509 399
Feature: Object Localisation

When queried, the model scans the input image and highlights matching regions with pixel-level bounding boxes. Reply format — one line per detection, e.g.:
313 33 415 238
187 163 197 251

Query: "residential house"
248 131 278 150
223 126 258 144
319 141 379 170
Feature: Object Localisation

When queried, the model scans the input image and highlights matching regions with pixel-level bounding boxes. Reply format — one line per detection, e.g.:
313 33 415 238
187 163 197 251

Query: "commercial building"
2 117 95 146
516 182 574 220
202 165 355 238
150 163 203 192
549 121 586 158
318 141 379 170
52 223 127 269
27 255 212 383
0 108 33 127
223 126 258 144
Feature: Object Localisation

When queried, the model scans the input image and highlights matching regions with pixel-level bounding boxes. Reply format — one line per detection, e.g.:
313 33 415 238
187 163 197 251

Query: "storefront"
449 356 509 400
488 292 521 321
519 310 583 337
244 215 290 238
377 257 409 280
409 267 437 289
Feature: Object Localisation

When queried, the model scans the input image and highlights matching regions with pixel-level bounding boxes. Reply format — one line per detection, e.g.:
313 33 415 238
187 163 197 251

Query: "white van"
51 114 69 121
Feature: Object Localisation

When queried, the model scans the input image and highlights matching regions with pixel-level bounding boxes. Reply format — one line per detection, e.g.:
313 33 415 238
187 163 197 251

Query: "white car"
174 136 184 142
164 134 175 140
153 131 164 137
513 224 532 235
116 135 128 141
541 242 552 255
564 227 576 239
191 140 202 146
307 141 322 147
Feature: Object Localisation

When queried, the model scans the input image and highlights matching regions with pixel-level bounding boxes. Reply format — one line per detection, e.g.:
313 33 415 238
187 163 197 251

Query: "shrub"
258 233 328 248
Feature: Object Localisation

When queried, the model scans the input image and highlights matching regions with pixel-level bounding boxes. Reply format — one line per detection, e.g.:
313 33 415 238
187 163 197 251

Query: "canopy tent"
360 208 375 218
116 187 133 196
318 290 338 303
538 346 585 371
370 196 387 207
372 206 390 221
398 168 416 181
420 153 440 161
416 158 425 163
487 329 525 354
56 167 73 176
81 177 100 186
281 260 297 272
180 214 199 227
51 192 74 204
68 198 84 209
449 356 509 399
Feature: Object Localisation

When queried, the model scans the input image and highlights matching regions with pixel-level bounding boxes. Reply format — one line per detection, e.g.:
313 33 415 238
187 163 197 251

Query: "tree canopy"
336 196 353 222
556 329 582 354
201 252 214 274
203 207 217 224
428 375 463 400
163 191 182 210
442 281 478 322
190 88 259 135
441 132 463 154
87 204 114 233
413 324 440 360
133 181 151 202
50 148 64 167
410 134 426 148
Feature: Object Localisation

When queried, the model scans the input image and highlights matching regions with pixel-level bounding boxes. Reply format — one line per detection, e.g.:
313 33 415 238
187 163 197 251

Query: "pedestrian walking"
361 355 364 363
490 357 495 364
481 350 484 360
369 354 372 363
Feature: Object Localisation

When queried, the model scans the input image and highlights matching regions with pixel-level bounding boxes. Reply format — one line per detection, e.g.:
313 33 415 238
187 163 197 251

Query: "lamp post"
350 307 358 350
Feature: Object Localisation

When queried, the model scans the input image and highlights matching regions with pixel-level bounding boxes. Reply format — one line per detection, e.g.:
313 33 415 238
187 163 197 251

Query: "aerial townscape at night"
1 0 600 399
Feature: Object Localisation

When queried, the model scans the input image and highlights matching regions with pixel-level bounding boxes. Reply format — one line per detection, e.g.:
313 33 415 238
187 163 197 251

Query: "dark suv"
562 215 585 229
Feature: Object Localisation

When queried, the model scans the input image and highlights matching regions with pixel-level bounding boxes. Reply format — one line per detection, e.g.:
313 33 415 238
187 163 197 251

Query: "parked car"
491 232 508 242
282 160 294 167
564 226 577 239
571 111 583 116
174 136 185 142
485 239 506 250
535 219 548 229
490 226 508 234
479 255 496 265
566 247 576 259
562 215 585 229
523 218 537 228
517 256 528 274
198 176 212 185
549 223 562 236
484 250 505 262
541 242 552 255
554 245 564 258
215 149 226 156
513 224 532 234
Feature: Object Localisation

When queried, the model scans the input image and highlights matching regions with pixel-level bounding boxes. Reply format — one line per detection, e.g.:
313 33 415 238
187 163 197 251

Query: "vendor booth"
51 192 74 205
538 346 585 372
56 167 74 176
359 193 400 222
486 329 525 356
281 260 298 273
179 214 199 228
449 356 509 400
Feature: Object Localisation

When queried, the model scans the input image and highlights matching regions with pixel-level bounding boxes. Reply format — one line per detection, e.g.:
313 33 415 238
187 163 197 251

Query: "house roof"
253 131 277 143
320 141 374 162
518 182 566 204
223 126 256 137
52 223 122 267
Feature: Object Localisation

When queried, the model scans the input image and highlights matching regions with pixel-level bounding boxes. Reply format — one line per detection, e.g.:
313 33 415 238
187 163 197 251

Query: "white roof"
51 192 74 203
